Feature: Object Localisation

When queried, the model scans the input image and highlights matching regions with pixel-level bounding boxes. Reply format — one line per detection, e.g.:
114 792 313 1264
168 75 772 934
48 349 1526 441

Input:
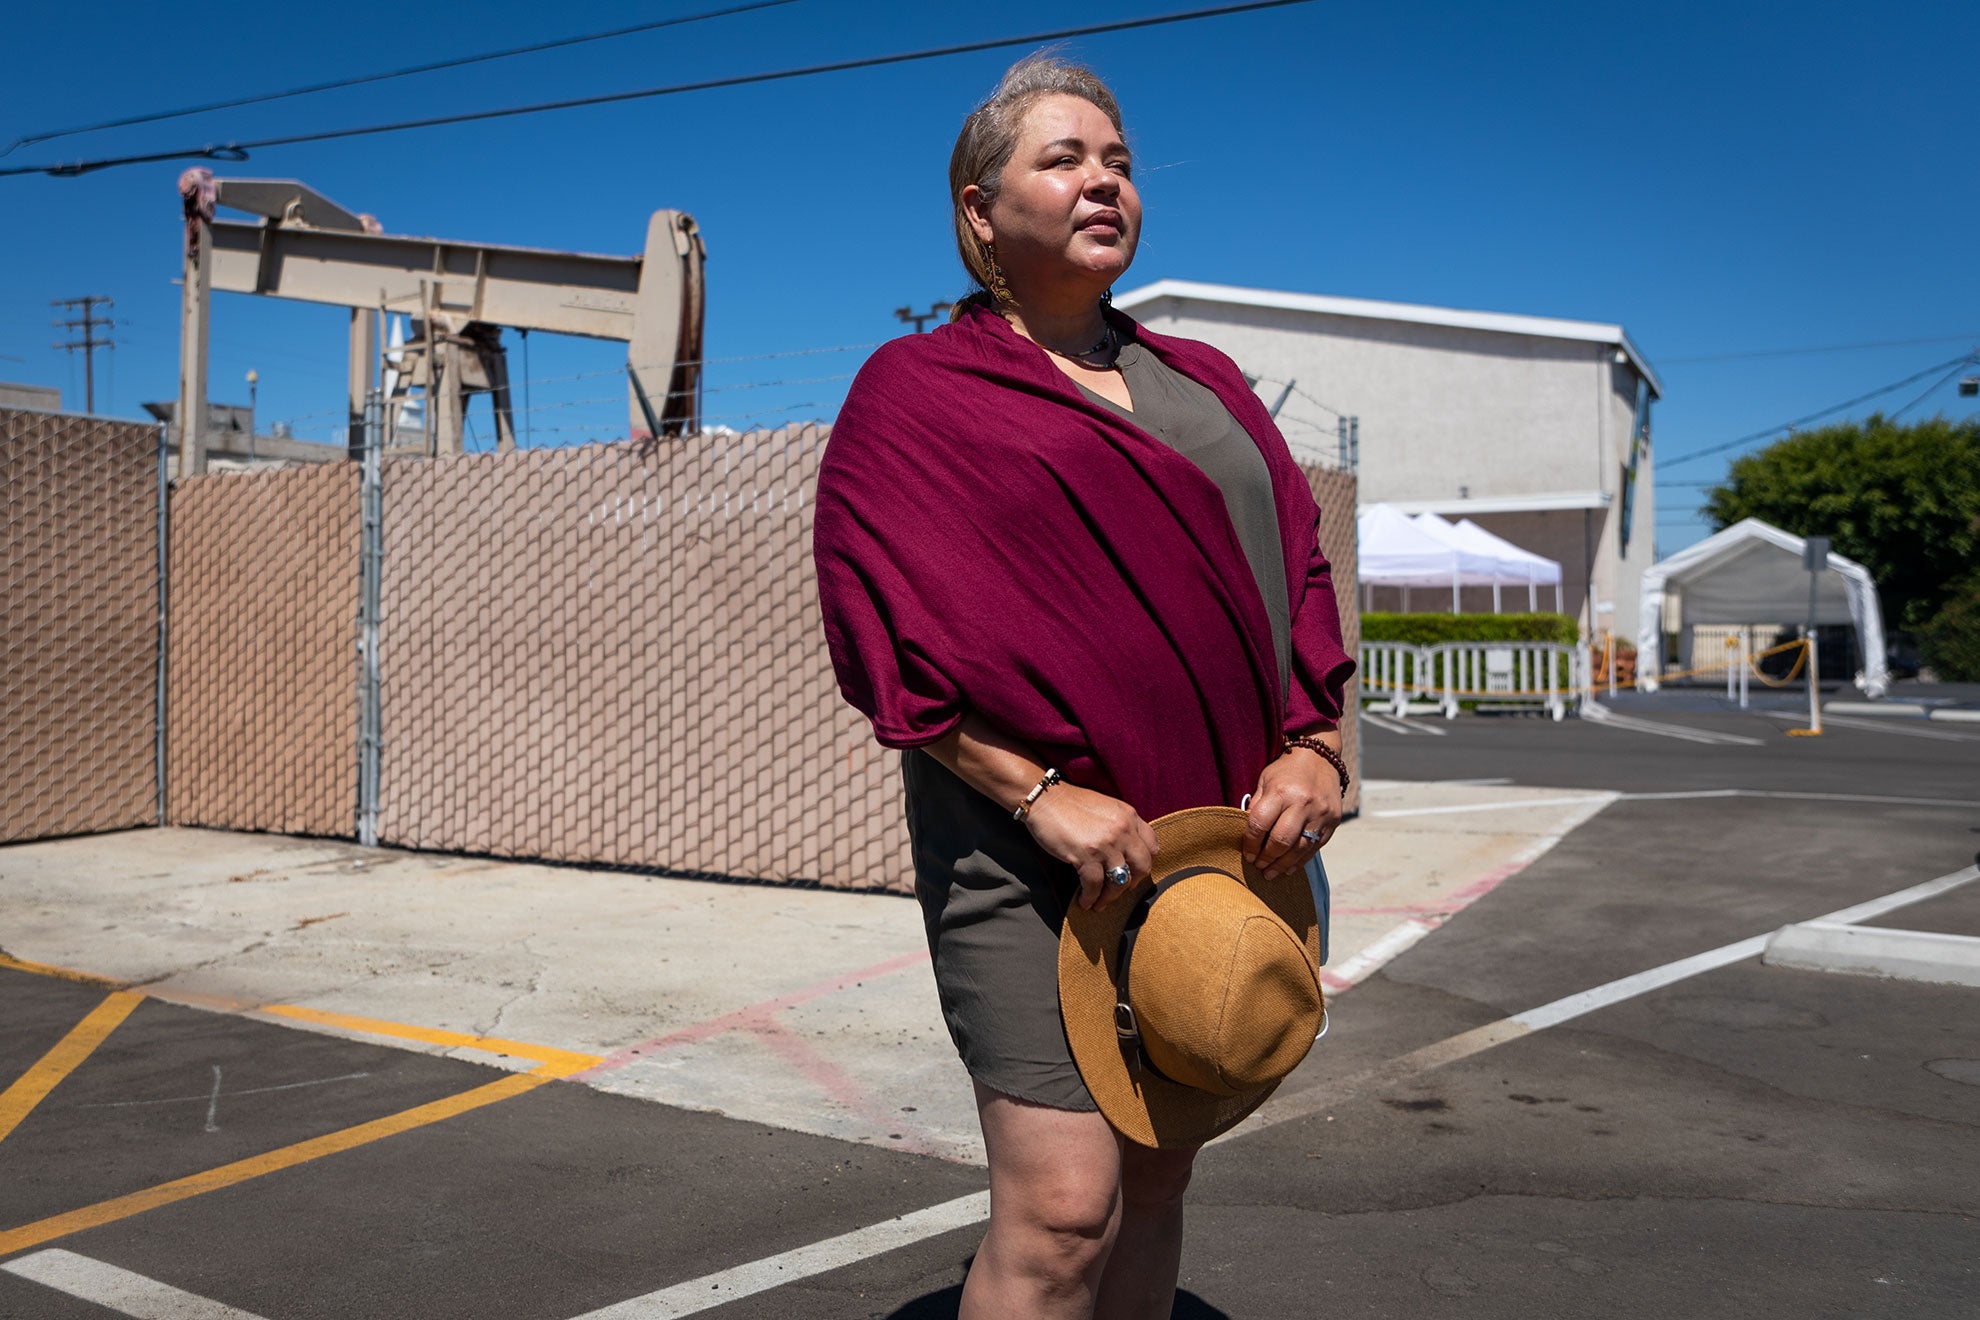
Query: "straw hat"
1059 806 1325 1148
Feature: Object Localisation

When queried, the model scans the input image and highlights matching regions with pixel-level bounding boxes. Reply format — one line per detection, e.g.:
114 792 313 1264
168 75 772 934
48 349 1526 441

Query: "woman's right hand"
1022 785 1160 912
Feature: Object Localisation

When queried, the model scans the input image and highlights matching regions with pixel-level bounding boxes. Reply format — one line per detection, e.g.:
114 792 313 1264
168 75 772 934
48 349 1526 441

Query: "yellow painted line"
0 992 145 1146
0 952 127 990
0 951 599 1075
257 1004 603 1075
0 1070 549 1258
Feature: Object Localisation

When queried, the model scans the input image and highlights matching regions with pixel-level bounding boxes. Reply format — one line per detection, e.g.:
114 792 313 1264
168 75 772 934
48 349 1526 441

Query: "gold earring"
985 243 1014 305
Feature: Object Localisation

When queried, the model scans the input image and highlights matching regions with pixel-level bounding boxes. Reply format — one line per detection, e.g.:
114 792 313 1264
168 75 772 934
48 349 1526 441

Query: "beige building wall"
1121 286 1659 644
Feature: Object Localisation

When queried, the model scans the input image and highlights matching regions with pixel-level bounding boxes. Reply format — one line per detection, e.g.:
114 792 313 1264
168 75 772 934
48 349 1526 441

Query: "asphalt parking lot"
3 700 1976 1318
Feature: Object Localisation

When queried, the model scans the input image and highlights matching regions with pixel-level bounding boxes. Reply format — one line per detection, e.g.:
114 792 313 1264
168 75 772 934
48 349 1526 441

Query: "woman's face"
967 93 1140 300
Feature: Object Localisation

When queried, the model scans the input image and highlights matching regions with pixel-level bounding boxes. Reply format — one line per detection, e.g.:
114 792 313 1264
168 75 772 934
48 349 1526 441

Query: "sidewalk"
0 780 1611 1165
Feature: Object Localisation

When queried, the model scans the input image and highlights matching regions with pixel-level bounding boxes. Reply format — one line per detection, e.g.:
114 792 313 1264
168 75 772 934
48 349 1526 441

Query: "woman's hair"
947 52 1126 319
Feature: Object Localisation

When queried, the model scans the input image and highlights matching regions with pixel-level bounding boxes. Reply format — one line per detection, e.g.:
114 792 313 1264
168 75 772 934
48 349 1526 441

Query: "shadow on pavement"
881 1284 1230 1318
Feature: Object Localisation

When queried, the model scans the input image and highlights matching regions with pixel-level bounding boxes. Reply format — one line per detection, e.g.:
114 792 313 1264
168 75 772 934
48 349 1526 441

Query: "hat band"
1113 865 1233 1085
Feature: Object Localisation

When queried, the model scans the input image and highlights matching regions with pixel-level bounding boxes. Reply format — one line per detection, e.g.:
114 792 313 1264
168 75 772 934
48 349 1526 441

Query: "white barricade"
1358 641 1432 715
1361 640 1579 720
1431 641 1575 720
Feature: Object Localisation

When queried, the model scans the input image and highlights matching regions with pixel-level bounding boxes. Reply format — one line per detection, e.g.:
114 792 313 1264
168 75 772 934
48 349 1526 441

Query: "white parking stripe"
1619 788 1980 810
1582 706 1764 745
1244 862 1980 1131
2 1250 269 1319
568 861 1979 1317
566 1191 991 1319
1360 710 1446 736
1516 863 1980 1030
1368 793 1616 819
1761 710 1980 741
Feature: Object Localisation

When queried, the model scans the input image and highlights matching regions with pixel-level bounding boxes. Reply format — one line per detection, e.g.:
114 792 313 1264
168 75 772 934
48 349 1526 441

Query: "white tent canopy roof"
1415 513 1564 586
1638 518 1889 697
1359 504 1569 612
1357 504 1502 587
1454 517 1563 586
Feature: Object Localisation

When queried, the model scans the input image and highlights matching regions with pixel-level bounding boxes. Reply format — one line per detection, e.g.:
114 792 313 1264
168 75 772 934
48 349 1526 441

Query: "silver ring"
1105 864 1132 886
1300 829 1323 844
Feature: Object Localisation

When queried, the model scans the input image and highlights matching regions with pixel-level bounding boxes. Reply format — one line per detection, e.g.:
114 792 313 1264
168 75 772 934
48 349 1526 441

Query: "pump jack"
174 170 705 476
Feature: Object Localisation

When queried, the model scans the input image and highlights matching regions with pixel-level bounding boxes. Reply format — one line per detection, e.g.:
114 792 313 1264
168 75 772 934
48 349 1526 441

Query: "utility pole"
894 303 953 333
51 296 115 413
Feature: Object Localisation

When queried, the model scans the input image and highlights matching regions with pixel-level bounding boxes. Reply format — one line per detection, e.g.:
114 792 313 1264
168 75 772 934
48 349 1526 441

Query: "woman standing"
814 54 1353 1320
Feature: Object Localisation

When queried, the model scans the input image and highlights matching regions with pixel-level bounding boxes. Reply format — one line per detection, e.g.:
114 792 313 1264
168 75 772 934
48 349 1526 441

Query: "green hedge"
1360 612 1580 646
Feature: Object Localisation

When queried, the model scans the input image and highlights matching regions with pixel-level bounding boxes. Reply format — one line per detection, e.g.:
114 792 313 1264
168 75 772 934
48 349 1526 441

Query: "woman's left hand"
1243 743 1344 879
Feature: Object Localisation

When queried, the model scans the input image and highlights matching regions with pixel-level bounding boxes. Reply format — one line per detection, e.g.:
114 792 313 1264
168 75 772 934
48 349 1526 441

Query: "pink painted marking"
575 949 931 1078
744 1018 946 1158
1330 860 1532 921
1320 858 1534 992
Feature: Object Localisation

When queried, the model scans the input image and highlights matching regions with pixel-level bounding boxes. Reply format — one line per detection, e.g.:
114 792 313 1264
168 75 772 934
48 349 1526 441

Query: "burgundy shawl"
813 302 1354 821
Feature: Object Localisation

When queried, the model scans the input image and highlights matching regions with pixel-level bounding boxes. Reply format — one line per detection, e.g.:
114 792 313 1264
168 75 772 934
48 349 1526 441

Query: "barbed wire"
1253 376 1346 420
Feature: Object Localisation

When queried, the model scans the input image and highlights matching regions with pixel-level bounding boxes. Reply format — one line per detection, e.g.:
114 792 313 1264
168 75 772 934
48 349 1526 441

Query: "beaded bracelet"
1012 767 1062 822
1286 735 1350 794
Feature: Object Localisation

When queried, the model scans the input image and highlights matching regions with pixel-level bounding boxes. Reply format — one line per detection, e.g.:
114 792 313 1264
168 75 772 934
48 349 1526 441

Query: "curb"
1826 701 1980 724
1763 920 1980 989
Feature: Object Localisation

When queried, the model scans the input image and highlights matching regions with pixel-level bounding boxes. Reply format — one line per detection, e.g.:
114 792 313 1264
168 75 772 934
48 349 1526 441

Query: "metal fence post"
156 423 170 825
357 390 384 846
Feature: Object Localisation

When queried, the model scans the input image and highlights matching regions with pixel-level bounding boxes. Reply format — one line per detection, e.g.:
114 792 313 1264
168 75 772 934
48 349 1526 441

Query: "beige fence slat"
165 463 360 837
0 409 161 844
376 425 910 890
1306 465 1362 816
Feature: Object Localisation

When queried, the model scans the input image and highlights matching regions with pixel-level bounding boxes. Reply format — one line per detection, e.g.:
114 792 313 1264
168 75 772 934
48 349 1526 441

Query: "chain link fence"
166 463 361 837
374 423 905 887
4 404 1358 882
1305 463 1362 815
0 409 163 845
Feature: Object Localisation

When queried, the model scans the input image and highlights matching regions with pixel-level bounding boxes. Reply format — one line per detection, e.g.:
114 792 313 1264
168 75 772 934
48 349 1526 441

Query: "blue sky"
4 0 1975 554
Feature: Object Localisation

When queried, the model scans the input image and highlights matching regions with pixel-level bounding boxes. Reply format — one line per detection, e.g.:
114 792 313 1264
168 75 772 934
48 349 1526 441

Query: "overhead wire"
0 0 802 160
1656 352 1980 470
1886 359 1977 422
1 0 1317 178
1658 333 1980 365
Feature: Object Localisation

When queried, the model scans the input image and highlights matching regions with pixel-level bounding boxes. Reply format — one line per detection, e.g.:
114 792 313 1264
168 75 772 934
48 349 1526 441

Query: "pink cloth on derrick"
813 301 1354 822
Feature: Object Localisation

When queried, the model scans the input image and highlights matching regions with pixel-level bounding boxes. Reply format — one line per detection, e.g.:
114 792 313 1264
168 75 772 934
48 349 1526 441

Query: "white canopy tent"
1357 503 1502 612
1637 518 1889 697
1413 513 1564 613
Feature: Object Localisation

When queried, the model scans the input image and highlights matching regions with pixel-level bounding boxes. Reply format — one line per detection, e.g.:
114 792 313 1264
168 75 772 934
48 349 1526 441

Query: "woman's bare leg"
960 1080 1124 1320
1095 1140 1198 1320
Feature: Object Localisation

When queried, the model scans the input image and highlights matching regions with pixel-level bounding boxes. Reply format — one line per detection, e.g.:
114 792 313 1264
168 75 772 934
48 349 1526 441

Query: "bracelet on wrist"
1012 767 1062 822
1286 735 1350 794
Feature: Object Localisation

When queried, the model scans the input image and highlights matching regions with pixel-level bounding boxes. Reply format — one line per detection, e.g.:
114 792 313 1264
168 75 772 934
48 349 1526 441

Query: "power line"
0 1 801 160
1656 352 1980 470
1658 333 1980 365
1886 360 1975 423
1 0 1316 179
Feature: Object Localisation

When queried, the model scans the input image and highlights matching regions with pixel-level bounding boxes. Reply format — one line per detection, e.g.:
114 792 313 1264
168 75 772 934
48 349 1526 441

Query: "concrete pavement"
4 710 1976 1317
0 779 1608 1166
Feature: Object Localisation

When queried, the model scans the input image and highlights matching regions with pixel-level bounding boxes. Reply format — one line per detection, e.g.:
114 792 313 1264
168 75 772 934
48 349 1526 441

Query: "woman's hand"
1244 742 1345 880
1023 784 1160 912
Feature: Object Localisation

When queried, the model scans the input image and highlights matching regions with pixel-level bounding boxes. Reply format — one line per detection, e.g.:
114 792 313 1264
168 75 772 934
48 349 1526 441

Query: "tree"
1702 413 1980 630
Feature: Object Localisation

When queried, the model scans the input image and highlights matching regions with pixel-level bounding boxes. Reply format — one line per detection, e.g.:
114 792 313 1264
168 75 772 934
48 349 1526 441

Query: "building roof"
1114 279 1662 398
1372 491 1612 517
